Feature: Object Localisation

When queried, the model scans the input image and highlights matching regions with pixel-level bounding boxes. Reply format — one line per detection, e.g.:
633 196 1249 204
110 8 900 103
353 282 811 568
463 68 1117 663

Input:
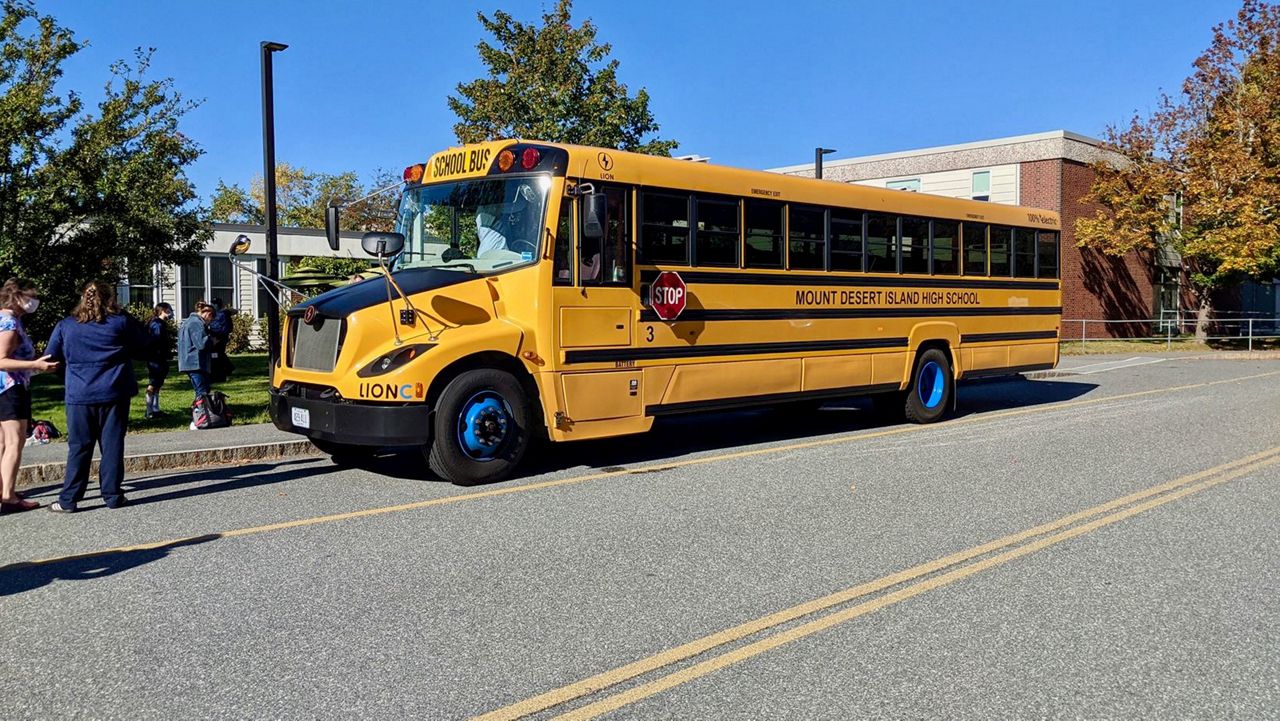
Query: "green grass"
29 353 274 438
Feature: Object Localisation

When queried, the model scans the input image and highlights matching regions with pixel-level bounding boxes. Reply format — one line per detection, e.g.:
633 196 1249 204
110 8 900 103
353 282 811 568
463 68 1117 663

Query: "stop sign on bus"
649 271 687 321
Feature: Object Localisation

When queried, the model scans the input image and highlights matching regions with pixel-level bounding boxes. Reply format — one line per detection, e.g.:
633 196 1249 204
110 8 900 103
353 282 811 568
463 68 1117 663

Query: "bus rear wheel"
425 368 533 486
903 348 953 424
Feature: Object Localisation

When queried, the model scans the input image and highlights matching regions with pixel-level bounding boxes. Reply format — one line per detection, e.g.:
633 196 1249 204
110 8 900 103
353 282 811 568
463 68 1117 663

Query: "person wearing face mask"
0 278 58 514
178 301 216 429
44 281 149 513
145 302 175 419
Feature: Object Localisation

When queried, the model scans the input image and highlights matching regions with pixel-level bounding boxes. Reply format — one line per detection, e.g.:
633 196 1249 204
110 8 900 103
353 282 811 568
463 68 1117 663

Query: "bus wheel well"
914 339 953 369
426 352 546 435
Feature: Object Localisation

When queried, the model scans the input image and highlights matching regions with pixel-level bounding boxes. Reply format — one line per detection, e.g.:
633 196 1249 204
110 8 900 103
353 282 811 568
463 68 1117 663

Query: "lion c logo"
303 306 317 325
598 152 614 171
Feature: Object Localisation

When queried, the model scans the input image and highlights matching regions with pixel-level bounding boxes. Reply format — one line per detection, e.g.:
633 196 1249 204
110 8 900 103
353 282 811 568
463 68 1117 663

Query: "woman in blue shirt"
0 278 58 514
45 281 148 512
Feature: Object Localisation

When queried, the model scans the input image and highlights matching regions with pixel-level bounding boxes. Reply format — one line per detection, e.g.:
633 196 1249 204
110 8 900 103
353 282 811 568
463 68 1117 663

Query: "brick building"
770 130 1183 338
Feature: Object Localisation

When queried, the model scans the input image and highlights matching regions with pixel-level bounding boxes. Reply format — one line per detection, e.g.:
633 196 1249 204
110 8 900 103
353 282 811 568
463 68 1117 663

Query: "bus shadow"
354 377 1099 483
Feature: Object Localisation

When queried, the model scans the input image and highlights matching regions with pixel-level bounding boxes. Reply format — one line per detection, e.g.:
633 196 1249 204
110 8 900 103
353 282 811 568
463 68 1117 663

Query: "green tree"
211 163 397 232
0 1 207 337
449 0 677 155
1077 0 1280 338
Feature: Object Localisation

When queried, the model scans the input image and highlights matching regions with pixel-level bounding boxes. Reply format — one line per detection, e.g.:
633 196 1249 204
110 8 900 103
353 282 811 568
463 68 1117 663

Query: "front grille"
289 315 344 372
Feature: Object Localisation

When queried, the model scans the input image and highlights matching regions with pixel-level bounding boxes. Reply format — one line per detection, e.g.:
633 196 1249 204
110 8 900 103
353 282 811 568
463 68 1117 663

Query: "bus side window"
580 185 631 285
743 199 784 268
830 209 863 272
989 226 1013 277
931 219 959 275
1037 230 1059 279
788 205 825 270
962 222 988 275
1013 227 1037 278
694 196 740 267
640 191 689 265
900 217 929 275
866 213 897 274
553 198 573 286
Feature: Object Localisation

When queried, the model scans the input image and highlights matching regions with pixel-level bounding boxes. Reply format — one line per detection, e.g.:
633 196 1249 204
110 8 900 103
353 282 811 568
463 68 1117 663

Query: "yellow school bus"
269 140 1060 484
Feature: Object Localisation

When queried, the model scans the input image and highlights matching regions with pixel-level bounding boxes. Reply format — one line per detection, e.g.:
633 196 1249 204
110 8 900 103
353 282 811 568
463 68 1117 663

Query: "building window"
830 209 863 272
866 213 897 274
887 179 921 192
971 171 991 201
962 222 988 275
787 206 825 270
209 256 235 309
180 261 205 317
743 200 784 268
694 196 739 267
931 220 959 275
639 192 689 264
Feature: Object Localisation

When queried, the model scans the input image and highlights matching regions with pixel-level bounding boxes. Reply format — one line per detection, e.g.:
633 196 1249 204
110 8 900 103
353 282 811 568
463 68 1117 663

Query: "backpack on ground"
192 392 233 430
27 419 61 444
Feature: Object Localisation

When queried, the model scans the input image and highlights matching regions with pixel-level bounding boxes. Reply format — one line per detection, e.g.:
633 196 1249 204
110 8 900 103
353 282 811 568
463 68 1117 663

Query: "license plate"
291 407 310 429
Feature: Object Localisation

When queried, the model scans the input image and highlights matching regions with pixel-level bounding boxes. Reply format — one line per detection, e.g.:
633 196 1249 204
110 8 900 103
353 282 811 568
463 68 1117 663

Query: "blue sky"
45 0 1240 203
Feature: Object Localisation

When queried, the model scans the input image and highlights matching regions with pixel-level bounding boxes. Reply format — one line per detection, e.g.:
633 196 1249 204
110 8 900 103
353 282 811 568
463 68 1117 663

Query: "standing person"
208 297 233 383
44 281 148 512
178 301 215 430
145 302 175 419
0 279 59 514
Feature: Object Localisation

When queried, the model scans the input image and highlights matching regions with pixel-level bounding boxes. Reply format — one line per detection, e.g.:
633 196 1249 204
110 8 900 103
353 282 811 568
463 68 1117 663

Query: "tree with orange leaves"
1078 0 1280 338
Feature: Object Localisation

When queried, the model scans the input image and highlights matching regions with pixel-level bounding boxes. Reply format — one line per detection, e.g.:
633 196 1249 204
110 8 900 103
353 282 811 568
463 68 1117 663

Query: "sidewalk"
17 423 320 490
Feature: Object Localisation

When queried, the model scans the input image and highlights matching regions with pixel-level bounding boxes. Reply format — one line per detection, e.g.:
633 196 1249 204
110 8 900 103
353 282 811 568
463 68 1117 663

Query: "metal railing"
1063 316 1280 351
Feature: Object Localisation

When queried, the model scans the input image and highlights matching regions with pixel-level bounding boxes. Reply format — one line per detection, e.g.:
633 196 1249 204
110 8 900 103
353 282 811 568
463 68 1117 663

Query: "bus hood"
290 268 478 319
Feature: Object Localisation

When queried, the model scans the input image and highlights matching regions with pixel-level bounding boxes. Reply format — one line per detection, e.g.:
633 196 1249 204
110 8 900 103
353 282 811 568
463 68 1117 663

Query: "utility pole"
260 40 288 367
815 147 837 179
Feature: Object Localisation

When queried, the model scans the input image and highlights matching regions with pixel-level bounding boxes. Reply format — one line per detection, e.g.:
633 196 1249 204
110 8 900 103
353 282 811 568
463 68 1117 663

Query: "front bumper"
269 386 432 447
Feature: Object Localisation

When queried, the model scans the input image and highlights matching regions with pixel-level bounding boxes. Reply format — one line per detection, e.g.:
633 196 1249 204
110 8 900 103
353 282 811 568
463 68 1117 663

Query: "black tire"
310 438 377 466
903 347 954 424
425 368 533 485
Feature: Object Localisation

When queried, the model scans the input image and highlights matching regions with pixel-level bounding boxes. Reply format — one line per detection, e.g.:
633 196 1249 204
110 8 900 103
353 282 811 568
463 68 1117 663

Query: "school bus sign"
649 271 687 321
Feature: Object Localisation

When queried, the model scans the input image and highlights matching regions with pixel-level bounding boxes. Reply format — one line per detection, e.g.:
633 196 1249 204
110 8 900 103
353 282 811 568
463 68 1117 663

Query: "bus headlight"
357 344 435 378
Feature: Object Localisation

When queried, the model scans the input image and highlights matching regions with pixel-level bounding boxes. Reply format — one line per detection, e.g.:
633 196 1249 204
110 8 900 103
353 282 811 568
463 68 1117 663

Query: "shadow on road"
0 535 217 597
349 376 1100 483
18 459 326 506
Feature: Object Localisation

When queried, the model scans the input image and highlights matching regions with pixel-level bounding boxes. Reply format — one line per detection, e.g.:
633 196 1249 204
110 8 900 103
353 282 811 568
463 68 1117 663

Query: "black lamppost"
815 147 837 180
260 40 288 366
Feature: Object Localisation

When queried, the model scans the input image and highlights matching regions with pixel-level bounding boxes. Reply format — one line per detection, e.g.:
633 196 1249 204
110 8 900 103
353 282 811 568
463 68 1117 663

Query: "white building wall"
852 164 1020 205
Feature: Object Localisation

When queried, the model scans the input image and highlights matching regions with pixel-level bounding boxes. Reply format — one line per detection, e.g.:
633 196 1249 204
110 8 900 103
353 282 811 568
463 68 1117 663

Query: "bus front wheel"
903 348 953 424
425 368 533 486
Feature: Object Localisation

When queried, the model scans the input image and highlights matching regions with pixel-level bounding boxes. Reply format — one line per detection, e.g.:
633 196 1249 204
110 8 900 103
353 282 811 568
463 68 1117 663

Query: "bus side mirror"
361 231 405 258
582 192 606 240
325 204 341 251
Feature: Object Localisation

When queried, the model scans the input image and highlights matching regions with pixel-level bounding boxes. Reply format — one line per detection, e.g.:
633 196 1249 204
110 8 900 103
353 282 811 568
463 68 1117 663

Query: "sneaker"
189 421 198 430
48 501 75 514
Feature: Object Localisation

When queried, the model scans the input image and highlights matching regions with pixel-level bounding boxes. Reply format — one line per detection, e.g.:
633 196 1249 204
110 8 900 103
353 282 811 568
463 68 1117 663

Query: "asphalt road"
2 355 1277 720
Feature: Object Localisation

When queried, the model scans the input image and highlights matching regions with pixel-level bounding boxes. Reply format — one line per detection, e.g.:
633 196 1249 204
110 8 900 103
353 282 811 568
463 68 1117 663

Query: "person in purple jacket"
44 281 149 512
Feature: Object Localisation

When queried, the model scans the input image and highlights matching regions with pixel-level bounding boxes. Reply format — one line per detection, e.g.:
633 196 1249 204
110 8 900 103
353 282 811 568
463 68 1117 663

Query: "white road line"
1059 356 1148 372
1073 357 1169 375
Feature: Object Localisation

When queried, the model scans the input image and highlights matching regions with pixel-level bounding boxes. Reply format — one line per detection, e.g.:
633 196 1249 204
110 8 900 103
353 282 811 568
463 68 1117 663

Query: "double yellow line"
475 445 1280 721
14 369 1280 569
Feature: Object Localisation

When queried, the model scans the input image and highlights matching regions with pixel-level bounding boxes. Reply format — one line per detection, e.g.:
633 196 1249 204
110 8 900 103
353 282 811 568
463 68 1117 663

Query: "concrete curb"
17 440 322 491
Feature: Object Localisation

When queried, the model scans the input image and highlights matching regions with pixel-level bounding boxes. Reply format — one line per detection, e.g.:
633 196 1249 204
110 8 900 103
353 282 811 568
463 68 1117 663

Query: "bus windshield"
393 176 550 273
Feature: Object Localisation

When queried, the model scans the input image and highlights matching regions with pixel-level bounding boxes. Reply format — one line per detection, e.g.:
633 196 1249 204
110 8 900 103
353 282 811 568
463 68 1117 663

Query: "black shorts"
0 384 32 422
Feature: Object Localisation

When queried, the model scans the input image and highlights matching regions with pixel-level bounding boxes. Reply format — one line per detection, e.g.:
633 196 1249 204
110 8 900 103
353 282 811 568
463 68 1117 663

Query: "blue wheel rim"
918 361 945 409
456 391 512 461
